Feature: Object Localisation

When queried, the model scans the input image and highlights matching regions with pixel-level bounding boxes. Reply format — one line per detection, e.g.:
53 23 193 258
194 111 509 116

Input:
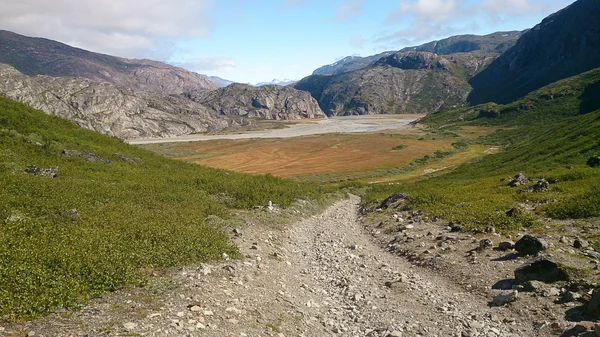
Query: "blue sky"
0 0 576 84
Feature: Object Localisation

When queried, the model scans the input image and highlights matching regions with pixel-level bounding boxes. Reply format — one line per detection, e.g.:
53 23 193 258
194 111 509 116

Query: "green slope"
364 68 600 229
0 97 329 320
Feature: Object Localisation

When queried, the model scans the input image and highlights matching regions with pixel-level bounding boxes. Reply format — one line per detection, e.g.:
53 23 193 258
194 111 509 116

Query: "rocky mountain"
186 83 325 120
0 31 325 139
295 51 495 116
0 63 325 139
208 76 236 88
255 79 298 87
468 0 600 104
312 31 521 76
0 30 218 95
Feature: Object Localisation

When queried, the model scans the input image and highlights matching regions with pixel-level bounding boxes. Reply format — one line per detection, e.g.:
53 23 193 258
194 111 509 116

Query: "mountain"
295 51 496 116
312 31 521 76
468 0 600 104
0 31 324 139
208 76 236 88
185 83 325 120
255 78 298 86
0 30 218 95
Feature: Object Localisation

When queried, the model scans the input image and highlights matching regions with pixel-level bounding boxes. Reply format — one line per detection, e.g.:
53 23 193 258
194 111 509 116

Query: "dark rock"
574 238 590 249
62 149 112 164
498 241 515 251
520 179 549 193
115 152 142 164
379 193 409 210
508 173 529 187
449 223 462 232
587 155 600 168
479 239 493 249
515 235 548 255
587 289 600 319
557 290 581 303
24 165 58 178
514 256 570 284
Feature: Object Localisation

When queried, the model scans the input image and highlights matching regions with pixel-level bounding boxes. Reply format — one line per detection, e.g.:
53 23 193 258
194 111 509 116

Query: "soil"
2 196 599 337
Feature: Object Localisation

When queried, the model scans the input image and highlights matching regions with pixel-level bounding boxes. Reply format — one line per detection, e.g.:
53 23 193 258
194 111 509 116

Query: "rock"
574 238 590 249
594 323 600 336
62 149 112 164
123 322 138 331
520 179 549 193
449 223 462 232
24 165 58 178
558 291 581 303
508 173 530 187
232 228 242 236
587 155 600 168
514 256 570 284
514 235 548 255
379 193 409 209
479 239 493 249
498 241 515 251
586 289 600 319
492 290 518 306
115 152 142 164
189 305 202 312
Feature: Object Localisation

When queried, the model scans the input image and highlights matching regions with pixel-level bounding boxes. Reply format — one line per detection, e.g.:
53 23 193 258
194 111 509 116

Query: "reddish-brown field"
141 126 497 181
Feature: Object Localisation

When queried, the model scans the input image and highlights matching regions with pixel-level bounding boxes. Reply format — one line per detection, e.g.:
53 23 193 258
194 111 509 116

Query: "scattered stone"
189 305 201 312
123 322 138 331
62 149 112 164
574 238 590 249
379 192 409 209
558 291 581 303
498 241 515 251
508 173 530 187
492 290 518 306
520 179 549 193
479 239 493 249
25 165 58 177
115 152 142 164
587 155 600 168
232 228 242 236
449 223 462 232
514 235 548 256
514 256 570 284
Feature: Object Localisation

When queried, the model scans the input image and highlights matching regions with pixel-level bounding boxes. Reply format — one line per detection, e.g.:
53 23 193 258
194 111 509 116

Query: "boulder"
520 179 549 193
574 238 590 249
498 241 515 251
587 155 600 168
24 165 58 178
62 149 112 164
514 256 570 284
515 235 548 255
379 193 409 210
491 290 518 306
508 173 529 187
587 289 600 319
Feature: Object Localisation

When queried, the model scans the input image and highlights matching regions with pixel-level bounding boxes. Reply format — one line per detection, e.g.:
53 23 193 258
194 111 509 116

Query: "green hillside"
364 68 600 229
0 97 329 320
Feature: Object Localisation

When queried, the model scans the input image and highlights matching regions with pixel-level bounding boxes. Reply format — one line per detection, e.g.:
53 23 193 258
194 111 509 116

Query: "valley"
1 0 600 336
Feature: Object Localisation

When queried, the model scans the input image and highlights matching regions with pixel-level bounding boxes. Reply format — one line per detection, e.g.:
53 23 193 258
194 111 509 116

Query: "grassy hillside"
0 97 330 320
363 68 600 229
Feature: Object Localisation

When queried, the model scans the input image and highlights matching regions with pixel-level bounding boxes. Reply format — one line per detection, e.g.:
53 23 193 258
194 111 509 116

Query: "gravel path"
7 196 537 336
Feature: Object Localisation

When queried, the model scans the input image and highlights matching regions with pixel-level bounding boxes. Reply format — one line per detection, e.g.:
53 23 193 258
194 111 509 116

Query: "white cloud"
333 0 366 22
0 0 215 58
173 57 237 72
387 0 464 24
349 34 366 49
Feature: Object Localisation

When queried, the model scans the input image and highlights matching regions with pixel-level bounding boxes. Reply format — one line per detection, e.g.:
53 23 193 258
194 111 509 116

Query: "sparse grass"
0 96 331 320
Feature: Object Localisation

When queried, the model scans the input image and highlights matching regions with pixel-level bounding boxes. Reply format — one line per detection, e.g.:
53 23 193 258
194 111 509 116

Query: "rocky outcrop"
0 30 218 95
0 64 226 139
294 51 489 116
468 0 600 104
186 83 326 120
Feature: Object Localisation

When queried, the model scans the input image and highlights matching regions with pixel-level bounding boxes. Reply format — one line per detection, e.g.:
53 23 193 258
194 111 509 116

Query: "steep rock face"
0 64 226 139
312 31 520 76
186 83 326 120
0 30 218 95
295 52 489 116
468 0 600 104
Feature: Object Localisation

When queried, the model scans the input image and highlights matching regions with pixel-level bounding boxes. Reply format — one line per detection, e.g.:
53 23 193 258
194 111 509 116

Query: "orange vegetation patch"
146 133 455 178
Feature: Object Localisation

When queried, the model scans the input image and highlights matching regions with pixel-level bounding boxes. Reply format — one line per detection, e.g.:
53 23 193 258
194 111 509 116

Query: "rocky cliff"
295 51 492 116
0 64 325 138
468 0 600 104
186 83 325 120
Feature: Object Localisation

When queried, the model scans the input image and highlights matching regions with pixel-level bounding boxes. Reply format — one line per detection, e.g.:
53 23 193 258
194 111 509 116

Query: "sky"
0 0 576 84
